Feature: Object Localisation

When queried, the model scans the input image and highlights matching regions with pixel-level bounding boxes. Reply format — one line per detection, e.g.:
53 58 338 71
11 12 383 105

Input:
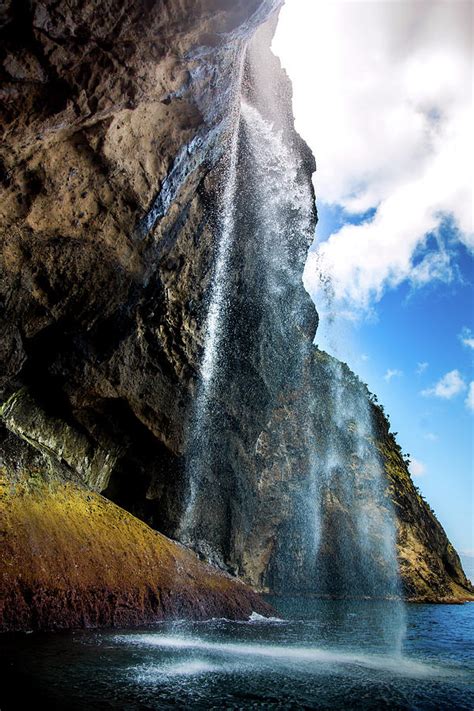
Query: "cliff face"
0 0 289 533
1 0 282 456
0 0 285 629
304 351 473 603
0 0 471 630
373 405 472 602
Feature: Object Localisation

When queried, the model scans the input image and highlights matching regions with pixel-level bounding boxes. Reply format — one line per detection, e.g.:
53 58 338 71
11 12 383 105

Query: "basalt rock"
0 0 471 633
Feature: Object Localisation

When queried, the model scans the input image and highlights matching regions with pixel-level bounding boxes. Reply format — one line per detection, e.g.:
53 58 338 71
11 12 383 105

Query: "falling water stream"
179 91 315 560
309 357 407 652
315 361 401 599
178 52 246 551
180 29 405 639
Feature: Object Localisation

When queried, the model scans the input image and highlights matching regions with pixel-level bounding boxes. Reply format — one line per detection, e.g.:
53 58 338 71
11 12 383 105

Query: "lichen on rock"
0 433 273 632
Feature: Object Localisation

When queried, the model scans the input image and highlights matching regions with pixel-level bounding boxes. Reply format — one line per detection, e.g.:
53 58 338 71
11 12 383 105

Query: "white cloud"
460 327 474 350
416 361 429 375
410 458 426 478
424 432 438 442
274 1 473 310
361 354 369 362
384 368 403 382
466 382 474 411
421 369 466 399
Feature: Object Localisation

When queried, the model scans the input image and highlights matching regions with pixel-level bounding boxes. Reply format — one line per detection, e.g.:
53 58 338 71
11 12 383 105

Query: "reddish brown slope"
0 470 273 631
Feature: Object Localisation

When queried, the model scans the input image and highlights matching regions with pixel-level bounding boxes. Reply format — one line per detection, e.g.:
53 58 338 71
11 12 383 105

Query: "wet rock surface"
0 432 273 632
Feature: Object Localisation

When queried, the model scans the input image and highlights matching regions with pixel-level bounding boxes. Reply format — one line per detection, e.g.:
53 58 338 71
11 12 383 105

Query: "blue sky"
314 201 473 559
273 1 473 564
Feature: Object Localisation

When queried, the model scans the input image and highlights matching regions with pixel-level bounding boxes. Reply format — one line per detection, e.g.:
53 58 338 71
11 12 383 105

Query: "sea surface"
1 597 473 710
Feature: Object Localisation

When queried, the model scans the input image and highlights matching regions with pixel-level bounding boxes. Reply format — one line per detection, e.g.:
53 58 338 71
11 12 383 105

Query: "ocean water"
1 598 473 710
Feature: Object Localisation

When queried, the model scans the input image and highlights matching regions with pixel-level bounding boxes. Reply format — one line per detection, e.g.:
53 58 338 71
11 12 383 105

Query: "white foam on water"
114 633 450 680
134 659 222 681
248 611 285 623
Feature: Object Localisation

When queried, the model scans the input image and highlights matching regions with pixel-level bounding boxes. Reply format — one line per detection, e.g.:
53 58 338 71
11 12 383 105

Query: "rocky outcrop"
373 403 473 602
0 430 273 632
1 0 285 630
0 387 120 490
0 0 471 632
0 0 310 551
308 351 473 603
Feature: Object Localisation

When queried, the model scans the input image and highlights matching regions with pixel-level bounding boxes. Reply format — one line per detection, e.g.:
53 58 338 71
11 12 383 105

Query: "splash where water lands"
1 599 472 710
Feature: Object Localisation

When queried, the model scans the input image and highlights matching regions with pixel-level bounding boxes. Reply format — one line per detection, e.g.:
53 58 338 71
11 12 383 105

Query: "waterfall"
178 53 314 563
179 27 405 653
242 100 405 618
313 360 401 598
310 357 406 651
239 100 314 303
178 52 245 555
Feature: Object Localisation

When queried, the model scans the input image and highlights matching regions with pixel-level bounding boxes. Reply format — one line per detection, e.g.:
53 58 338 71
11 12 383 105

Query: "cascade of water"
178 53 246 552
179 86 314 561
238 100 314 375
179 25 405 654
306 340 406 652
319 362 400 594
242 38 405 651
240 100 314 288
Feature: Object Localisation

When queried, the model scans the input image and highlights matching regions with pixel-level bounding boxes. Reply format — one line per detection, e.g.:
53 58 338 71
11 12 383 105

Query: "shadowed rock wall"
1 0 283 529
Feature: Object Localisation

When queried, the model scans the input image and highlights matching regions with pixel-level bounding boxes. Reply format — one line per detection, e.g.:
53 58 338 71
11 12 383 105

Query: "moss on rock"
0 459 273 632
